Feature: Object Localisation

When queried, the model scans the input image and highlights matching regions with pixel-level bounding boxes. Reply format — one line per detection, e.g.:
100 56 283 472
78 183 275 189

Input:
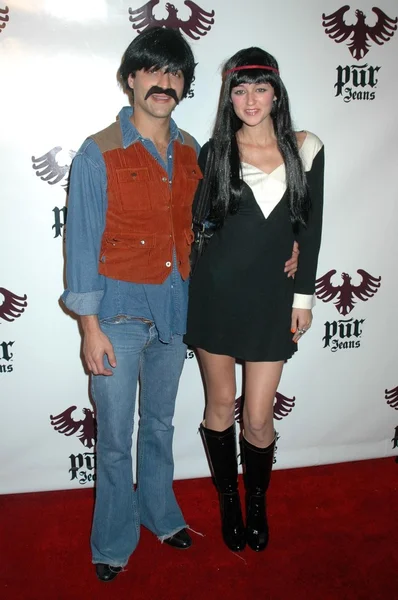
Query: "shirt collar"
118 106 183 149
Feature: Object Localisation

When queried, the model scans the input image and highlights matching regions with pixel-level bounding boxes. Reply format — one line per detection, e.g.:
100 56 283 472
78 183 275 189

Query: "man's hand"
284 241 299 278
81 315 116 376
291 308 312 344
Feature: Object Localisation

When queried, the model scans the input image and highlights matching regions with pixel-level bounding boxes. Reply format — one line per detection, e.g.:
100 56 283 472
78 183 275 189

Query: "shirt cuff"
293 293 315 310
61 289 104 315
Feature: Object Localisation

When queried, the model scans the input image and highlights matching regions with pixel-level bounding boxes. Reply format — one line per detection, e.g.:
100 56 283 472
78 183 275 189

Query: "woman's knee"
207 388 236 416
206 389 235 418
244 413 273 439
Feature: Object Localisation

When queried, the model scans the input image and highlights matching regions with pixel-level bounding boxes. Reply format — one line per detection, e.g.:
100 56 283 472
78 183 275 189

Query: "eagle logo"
385 387 398 410
322 6 397 60
50 406 96 449
0 6 9 33
315 269 381 316
235 392 296 423
31 146 76 188
0 287 28 324
129 0 215 40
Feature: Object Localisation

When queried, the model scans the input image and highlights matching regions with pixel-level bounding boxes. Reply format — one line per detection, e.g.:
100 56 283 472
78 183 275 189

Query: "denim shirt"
61 106 200 343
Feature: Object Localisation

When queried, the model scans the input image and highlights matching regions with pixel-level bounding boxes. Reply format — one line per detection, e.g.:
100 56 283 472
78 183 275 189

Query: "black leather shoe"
95 563 123 582
163 528 192 549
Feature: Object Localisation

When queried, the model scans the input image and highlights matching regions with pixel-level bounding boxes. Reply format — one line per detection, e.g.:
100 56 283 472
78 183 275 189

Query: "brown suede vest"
90 121 202 284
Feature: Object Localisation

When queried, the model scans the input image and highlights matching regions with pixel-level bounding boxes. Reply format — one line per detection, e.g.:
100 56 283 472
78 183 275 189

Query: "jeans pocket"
99 314 128 325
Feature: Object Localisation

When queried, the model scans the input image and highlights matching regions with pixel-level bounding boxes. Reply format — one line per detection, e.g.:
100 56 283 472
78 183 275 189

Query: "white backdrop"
1 0 398 494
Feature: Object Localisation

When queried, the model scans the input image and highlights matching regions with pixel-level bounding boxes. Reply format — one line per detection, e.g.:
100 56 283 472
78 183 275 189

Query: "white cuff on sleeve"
293 293 315 309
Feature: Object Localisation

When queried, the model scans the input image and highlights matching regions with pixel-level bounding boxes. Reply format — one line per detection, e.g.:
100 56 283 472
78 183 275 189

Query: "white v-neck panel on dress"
241 131 323 310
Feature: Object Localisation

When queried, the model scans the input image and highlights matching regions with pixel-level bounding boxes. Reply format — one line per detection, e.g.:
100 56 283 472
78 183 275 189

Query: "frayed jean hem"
158 524 188 542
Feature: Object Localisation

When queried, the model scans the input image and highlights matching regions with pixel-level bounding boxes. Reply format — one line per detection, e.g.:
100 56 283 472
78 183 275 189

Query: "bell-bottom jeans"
90 316 187 567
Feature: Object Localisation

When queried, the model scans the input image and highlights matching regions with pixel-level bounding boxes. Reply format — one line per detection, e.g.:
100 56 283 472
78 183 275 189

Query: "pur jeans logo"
322 7 397 102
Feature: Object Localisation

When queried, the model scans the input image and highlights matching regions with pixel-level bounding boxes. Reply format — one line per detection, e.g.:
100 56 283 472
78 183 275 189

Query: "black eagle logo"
50 406 96 449
235 392 296 423
322 6 397 60
31 146 76 188
385 387 398 410
315 269 381 316
0 5 9 32
129 0 215 40
0 287 28 324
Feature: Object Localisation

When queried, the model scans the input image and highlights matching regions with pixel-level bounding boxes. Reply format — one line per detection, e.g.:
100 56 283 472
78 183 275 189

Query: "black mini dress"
184 133 324 362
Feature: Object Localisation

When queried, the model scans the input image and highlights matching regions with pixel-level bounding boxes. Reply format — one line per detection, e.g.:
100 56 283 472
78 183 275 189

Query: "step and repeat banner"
1 0 397 494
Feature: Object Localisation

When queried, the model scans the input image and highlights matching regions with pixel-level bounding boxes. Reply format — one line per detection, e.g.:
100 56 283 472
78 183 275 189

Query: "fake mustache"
144 86 179 104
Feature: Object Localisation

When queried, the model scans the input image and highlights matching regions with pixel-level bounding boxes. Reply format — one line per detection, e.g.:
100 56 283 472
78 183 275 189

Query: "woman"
185 47 324 552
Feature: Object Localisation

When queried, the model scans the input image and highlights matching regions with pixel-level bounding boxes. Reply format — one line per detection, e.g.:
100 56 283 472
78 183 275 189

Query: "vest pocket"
100 234 157 274
103 233 157 249
116 168 151 211
182 165 203 206
183 165 203 180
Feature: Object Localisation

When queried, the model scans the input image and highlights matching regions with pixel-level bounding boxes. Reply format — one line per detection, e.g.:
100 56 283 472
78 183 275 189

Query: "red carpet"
1 458 397 600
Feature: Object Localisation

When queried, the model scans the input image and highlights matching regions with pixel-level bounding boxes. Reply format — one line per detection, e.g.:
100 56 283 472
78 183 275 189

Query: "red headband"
223 65 279 79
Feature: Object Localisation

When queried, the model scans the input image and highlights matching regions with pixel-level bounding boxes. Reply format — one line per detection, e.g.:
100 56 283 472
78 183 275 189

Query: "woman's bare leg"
243 360 284 446
197 348 236 431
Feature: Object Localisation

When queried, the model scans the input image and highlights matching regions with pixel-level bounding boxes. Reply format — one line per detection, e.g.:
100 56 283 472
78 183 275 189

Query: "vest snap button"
162 176 167 182
140 240 145 245
165 261 171 267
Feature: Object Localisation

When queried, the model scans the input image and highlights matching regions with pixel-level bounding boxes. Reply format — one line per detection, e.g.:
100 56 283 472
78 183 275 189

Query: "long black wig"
209 47 309 228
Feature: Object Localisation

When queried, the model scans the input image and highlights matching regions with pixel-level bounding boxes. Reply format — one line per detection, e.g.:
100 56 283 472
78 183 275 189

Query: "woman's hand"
284 241 299 278
291 308 312 343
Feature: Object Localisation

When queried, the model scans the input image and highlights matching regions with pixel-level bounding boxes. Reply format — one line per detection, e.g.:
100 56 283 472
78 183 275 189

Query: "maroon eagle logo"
322 6 397 60
31 146 76 188
50 406 96 449
315 269 381 315
0 287 28 324
235 392 296 423
129 0 215 40
385 387 398 410
0 5 9 33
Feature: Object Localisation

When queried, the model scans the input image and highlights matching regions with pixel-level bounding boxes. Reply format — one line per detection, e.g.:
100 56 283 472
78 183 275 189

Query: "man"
62 26 298 582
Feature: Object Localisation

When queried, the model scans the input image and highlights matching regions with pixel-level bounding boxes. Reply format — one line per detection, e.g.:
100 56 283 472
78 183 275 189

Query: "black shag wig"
119 26 196 99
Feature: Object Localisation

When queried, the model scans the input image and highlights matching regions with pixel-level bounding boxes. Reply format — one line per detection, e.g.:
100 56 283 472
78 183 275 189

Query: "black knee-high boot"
241 436 275 552
199 422 246 551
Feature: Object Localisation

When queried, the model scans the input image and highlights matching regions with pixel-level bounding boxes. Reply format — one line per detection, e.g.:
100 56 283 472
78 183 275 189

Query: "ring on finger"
297 328 307 335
